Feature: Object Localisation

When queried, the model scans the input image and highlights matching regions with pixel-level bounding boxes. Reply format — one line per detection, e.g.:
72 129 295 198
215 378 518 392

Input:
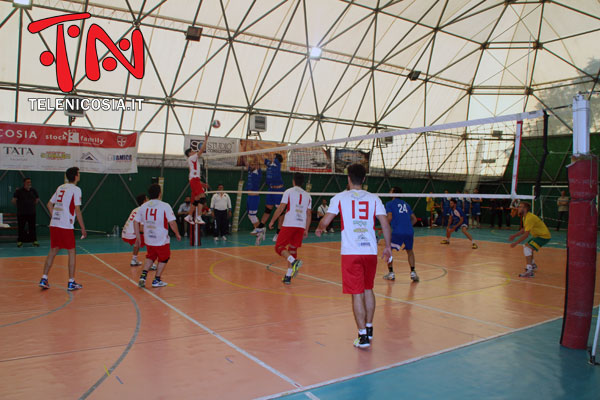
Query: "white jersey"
134 200 176 246
317 204 328 216
328 190 386 255
281 186 312 229
49 183 82 230
122 206 141 240
187 153 201 180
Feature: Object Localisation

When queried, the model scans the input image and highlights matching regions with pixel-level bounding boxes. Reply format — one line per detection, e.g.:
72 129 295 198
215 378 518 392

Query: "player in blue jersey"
471 188 482 228
246 161 262 237
383 187 419 282
441 190 451 227
462 190 471 218
256 153 285 243
441 199 477 249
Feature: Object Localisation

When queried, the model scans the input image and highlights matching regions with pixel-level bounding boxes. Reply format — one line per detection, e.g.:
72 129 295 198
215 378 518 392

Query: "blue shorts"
391 233 414 251
247 195 259 215
266 186 283 206
453 222 468 232
443 209 450 216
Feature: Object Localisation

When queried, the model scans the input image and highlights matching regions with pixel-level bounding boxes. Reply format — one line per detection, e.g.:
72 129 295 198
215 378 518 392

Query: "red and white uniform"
134 200 176 262
188 153 205 198
275 187 312 255
49 183 82 249
328 190 386 294
122 207 144 247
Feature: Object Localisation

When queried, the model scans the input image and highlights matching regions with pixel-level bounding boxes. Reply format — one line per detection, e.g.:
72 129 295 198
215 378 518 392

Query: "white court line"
79 247 303 389
254 315 564 400
207 248 512 330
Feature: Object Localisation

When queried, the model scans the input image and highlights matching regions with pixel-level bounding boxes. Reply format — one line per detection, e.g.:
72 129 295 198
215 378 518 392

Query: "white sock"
68 278 74 283
132 255 137 261
287 255 295 264
286 268 293 277
358 329 367 335
42 274 48 279
366 323 373 328
526 264 533 271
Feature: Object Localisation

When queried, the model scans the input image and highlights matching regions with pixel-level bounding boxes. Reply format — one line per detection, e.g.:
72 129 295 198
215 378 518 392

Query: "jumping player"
184 133 209 226
38 167 86 291
509 202 551 278
268 173 311 284
316 163 392 349
122 194 148 266
384 187 419 282
441 199 478 249
256 153 284 243
134 184 181 288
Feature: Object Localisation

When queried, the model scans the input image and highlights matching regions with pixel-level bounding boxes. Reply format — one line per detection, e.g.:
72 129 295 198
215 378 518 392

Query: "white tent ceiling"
0 0 598 155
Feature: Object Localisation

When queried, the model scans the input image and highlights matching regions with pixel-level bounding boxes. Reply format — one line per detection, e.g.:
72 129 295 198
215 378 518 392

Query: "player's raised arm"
197 132 210 156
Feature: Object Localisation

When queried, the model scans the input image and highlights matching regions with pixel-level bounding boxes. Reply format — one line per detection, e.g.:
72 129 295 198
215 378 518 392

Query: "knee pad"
388 256 393 263
275 244 285 256
193 200 200 206
159 257 170 264
199 198 206 204
249 215 259 224
288 246 297 257
264 206 272 214
523 246 533 257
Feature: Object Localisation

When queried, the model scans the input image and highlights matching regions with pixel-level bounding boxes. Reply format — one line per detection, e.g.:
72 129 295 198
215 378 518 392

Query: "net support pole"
560 95 597 350
510 120 523 198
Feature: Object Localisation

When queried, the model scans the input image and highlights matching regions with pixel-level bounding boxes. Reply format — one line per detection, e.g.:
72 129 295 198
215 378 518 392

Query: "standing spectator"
211 184 232 241
317 199 334 233
425 192 437 228
177 197 191 237
12 177 40 247
556 190 569 231
490 198 503 229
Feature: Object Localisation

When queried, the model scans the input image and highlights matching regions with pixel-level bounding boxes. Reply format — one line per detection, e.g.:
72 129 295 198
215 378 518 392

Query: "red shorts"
190 178 205 199
50 227 75 250
122 234 145 248
341 254 378 294
275 227 305 255
146 244 170 263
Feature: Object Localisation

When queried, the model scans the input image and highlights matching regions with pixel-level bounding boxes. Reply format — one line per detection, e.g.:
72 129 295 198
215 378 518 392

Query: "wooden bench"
0 213 18 240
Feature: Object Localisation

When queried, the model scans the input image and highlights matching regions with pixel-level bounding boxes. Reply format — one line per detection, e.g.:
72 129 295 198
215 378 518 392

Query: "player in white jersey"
39 167 87 291
184 133 209 226
134 184 181 288
122 194 148 266
268 173 312 284
316 164 392 349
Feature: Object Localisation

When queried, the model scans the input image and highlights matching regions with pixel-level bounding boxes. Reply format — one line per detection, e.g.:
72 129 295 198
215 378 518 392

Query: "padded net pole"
560 95 597 350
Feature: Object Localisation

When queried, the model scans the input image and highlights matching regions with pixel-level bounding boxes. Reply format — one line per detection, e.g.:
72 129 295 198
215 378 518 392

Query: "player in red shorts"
316 163 392 348
268 173 312 284
38 167 87 291
134 184 181 288
122 194 149 266
184 133 209 226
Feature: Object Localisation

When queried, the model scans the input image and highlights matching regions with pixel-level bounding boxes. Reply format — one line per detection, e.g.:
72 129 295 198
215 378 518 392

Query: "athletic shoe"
221 236 227 241
531 263 538 271
440 239 450 245
255 228 266 246
519 266 535 278
184 215 195 225
291 259 302 278
410 271 419 282
17 242 23 248
67 281 83 291
196 217 206 225
272 234 278 242
152 279 167 288
383 272 395 281
130 260 142 267
33 241 40 247
250 228 258 235
39 278 49 289
472 243 478 249
282 275 291 285
366 326 373 340
138 276 146 288
329 228 335 233
150 264 158 271
353 334 370 348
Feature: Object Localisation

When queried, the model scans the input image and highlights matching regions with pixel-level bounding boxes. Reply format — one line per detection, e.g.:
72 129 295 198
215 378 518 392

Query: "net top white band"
205 190 534 200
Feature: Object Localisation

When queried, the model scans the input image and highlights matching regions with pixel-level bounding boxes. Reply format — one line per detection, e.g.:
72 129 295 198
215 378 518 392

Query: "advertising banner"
0 122 138 173
288 147 332 173
237 140 288 170
184 135 239 169
334 148 371 174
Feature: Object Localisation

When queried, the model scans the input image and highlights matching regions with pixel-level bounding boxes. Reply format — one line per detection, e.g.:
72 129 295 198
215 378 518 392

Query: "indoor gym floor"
0 228 599 399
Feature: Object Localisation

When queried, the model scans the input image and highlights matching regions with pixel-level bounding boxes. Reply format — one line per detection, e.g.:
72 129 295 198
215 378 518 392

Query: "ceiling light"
309 47 322 60
13 0 33 9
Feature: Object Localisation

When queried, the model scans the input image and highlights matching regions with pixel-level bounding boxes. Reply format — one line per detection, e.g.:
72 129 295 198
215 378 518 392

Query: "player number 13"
351 200 369 220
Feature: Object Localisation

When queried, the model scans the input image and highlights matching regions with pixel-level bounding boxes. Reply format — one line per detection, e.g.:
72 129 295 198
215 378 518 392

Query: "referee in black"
12 177 40 247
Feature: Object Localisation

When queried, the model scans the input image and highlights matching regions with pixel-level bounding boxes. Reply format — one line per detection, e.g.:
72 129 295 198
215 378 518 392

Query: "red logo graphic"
116 135 127 147
28 13 145 93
